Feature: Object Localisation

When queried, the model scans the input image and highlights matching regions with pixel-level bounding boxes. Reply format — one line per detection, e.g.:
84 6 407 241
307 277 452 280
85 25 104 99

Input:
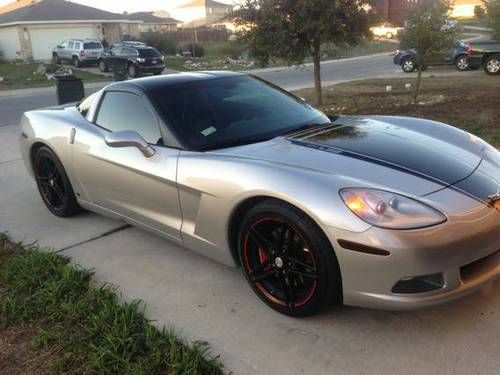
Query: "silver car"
19 72 500 316
52 39 104 67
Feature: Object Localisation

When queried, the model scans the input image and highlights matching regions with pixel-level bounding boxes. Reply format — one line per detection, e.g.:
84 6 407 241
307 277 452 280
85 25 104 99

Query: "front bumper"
328 191 500 310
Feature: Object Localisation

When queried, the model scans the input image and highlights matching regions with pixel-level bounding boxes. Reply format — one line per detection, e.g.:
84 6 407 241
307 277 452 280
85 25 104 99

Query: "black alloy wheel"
239 200 342 316
34 146 81 217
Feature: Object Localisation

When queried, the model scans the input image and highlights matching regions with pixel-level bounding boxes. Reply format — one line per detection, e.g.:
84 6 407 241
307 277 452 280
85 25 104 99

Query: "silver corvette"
19 72 500 316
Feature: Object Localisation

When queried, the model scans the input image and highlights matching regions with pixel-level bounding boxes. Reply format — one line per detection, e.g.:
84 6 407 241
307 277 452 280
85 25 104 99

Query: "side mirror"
104 130 155 158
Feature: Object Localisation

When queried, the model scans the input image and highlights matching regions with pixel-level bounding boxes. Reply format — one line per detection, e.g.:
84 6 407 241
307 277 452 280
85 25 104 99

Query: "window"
96 92 162 145
138 48 162 58
68 41 74 49
74 42 81 50
84 42 102 49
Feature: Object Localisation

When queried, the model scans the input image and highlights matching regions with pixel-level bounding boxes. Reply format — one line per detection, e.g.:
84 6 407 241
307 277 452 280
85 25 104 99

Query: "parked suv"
52 39 104 67
98 45 165 78
393 41 478 73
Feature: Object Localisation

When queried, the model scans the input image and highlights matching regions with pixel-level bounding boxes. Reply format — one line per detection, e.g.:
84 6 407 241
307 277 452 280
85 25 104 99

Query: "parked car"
393 41 478 73
52 39 104 68
370 23 404 39
467 41 500 75
19 72 500 316
98 45 165 78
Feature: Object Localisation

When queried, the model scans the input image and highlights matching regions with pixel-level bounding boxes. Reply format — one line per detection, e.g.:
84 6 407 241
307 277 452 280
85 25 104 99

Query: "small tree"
484 0 500 40
234 0 372 105
474 5 486 19
399 2 456 102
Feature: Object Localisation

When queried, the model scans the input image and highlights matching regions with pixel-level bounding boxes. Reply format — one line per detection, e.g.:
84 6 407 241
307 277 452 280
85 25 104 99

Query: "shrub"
139 32 178 55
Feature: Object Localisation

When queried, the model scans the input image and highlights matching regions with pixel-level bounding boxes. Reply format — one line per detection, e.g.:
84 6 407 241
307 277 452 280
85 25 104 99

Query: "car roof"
105 71 246 93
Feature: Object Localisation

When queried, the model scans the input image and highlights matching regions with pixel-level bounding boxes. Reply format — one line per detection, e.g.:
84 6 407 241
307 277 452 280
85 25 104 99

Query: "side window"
68 41 74 49
95 92 162 144
75 42 81 50
60 41 68 48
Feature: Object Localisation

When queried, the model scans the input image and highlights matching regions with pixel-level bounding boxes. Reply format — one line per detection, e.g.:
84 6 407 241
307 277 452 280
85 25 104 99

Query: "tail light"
80 50 85 57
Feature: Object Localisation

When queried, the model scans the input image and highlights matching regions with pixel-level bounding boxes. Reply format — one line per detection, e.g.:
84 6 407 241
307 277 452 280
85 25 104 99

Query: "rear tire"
401 57 416 73
33 146 82 217
484 55 500 75
238 199 342 317
455 54 470 71
72 56 81 68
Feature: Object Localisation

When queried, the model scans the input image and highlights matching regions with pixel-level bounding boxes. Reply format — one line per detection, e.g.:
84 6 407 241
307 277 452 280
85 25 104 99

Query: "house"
0 0 141 61
374 0 484 25
373 0 423 25
125 12 181 33
170 0 233 28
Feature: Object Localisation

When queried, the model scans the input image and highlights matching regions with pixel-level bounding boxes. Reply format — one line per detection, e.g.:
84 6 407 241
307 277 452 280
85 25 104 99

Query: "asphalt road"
0 53 398 128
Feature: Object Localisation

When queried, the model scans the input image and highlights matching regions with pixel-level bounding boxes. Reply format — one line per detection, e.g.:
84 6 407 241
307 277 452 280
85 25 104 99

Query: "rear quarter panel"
19 106 85 185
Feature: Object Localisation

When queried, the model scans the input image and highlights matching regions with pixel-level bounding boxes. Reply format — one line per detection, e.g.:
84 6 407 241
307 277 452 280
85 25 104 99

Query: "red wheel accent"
243 218 318 308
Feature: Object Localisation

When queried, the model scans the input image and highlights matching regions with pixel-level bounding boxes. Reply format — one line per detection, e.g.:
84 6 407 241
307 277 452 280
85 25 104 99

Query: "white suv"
52 39 104 67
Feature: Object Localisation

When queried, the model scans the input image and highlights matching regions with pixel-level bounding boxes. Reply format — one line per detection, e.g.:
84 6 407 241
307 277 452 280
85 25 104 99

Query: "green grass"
0 61 109 91
0 233 223 374
295 75 500 148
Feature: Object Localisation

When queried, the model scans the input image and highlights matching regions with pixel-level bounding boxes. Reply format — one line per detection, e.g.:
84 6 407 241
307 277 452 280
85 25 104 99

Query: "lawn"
0 234 223 374
295 75 500 148
0 61 109 91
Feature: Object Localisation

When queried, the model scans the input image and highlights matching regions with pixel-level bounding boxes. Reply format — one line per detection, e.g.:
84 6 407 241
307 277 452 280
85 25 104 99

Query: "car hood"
215 116 499 199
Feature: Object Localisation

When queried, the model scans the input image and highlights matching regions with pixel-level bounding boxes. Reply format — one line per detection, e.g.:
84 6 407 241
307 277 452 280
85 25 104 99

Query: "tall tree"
483 0 500 39
234 0 372 105
399 1 456 101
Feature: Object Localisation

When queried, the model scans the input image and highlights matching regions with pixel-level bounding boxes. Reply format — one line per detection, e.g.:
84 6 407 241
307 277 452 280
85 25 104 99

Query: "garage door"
29 25 98 61
0 27 21 59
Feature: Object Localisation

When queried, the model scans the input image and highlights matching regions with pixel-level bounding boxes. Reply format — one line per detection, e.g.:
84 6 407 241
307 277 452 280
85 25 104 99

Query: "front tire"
238 200 342 317
455 55 470 71
484 55 500 75
33 146 82 217
401 57 416 73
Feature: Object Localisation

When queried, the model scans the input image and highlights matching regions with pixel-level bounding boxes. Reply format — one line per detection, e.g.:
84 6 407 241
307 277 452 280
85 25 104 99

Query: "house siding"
0 26 21 59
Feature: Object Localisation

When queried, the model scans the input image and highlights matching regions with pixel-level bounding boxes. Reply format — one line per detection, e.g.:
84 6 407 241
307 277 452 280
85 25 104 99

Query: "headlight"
136 57 146 63
340 188 446 229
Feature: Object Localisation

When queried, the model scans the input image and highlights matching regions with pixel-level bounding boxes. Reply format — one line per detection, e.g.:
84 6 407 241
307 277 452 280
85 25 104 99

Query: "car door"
58 40 69 60
72 90 183 241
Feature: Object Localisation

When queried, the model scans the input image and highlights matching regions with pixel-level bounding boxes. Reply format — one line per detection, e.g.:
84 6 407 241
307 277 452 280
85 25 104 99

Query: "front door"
72 90 183 241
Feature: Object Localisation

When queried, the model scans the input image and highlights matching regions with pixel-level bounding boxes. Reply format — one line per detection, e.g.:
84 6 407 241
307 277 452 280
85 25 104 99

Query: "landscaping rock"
35 64 47 75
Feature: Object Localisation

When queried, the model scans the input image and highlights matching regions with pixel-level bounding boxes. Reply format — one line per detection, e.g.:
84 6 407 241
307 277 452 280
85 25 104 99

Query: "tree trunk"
414 67 422 103
313 42 322 106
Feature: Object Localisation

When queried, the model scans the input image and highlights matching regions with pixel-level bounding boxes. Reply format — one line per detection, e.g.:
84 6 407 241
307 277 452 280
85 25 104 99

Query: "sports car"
19 72 500 316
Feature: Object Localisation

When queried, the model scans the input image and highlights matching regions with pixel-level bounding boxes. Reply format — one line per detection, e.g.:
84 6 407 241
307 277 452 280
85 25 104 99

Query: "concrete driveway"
1 113 499 374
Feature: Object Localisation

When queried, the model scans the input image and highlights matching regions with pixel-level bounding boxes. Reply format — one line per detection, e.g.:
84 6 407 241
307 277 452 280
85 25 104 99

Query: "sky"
0 0 240 14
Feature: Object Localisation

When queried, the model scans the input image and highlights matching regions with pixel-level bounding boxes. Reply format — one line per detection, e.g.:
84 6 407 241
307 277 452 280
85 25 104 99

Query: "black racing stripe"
290 139 450 187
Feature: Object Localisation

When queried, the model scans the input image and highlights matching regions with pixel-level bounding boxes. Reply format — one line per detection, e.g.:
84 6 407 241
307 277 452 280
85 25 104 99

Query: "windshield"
139 48 162 58
150 76 328 150
84 42 103 49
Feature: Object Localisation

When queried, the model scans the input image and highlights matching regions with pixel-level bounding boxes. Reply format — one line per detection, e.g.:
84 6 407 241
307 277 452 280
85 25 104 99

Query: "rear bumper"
327 192 500 311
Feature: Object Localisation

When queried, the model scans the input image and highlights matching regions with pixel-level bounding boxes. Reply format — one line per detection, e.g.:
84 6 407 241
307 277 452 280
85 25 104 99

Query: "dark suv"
98 45 165 78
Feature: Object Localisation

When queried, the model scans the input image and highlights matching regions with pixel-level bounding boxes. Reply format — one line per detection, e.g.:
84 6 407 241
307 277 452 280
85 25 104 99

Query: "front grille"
460 250 500 284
